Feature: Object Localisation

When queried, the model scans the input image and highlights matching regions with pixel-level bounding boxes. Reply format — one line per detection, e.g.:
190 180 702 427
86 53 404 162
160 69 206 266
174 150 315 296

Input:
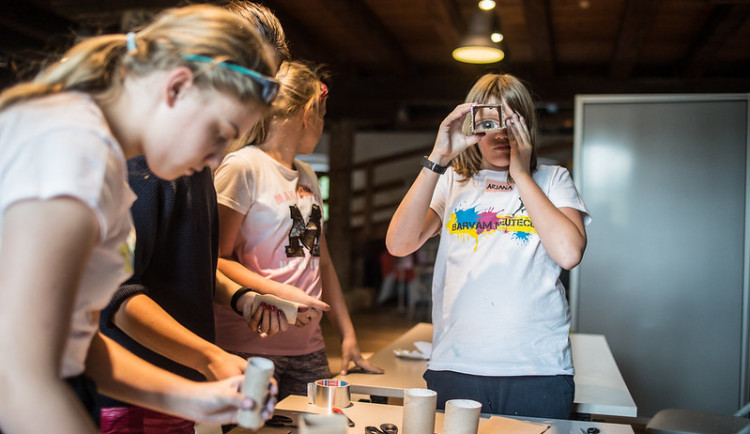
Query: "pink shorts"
100 406 194 434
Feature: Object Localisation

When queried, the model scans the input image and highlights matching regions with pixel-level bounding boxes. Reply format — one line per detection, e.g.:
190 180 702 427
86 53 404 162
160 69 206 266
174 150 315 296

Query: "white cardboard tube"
443 399 482 434
237 357 274 429
402 388 437 434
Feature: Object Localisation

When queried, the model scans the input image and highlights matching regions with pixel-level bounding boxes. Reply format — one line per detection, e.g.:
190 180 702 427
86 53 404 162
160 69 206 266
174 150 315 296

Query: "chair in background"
375 251 414 312
375 249 433 320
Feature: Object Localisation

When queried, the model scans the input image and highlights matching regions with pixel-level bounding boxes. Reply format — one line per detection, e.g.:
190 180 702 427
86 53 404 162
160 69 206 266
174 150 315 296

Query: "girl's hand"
275 284 330 312
255 303 291 337
294 307 322 327
238 294 288 337
339 337 384 376
502 99 533 179
177 375 278 425
201 350 247 381
430 103 482 165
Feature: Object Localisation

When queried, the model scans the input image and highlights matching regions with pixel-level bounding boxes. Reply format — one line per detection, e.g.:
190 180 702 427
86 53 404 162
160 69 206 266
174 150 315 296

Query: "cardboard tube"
402 388 437 434
238 357 274 429
443 399 482 434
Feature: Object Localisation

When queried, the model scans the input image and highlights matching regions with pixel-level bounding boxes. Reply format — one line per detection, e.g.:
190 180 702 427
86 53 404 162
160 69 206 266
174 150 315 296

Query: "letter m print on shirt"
285 204 322 257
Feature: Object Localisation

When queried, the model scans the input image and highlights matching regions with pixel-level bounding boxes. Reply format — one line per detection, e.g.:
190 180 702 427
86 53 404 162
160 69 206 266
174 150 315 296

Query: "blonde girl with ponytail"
0 4 280 433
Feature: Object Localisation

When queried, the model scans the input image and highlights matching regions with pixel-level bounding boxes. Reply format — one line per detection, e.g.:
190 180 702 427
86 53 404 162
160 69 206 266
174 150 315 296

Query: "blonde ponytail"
0 4 275 112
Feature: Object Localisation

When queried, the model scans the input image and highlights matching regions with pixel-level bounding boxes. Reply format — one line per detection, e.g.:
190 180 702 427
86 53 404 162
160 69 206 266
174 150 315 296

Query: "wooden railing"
348 145 432 240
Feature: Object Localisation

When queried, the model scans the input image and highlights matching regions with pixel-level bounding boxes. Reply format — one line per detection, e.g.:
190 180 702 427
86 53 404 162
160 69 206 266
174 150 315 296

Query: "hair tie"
126 32 137 53
319 82 328 102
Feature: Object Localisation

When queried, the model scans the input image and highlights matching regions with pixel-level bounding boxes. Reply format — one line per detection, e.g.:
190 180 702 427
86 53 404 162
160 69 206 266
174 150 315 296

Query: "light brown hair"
452 73 539 180
239 60 328 149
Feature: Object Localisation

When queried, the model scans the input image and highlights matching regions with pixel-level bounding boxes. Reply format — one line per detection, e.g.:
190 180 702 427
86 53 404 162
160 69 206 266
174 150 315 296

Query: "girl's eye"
477 119 500 130
215 131 235 148
213 123 237 148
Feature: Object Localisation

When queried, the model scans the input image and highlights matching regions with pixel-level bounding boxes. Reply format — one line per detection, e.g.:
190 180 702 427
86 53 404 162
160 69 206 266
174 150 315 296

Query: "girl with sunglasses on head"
0 4 280 433
386 73 590 419
213 61 384 405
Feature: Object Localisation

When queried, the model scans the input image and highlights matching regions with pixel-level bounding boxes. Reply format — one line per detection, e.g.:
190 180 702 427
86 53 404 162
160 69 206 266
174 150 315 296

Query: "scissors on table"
365 423 398 434
332 407 355 427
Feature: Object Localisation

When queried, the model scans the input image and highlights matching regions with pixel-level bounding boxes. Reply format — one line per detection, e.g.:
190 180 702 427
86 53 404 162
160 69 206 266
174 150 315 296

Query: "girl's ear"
164 67 195 107
301 105 314 128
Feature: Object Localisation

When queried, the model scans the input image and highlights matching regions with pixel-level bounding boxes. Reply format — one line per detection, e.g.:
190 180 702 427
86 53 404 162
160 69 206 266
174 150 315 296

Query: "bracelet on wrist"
421 156 448 174
230 287 252 316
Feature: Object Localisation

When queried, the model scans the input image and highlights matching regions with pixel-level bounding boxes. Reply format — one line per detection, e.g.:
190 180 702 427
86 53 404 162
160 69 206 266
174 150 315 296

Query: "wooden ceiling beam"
429 0 465 49
1 1 78 43
609 0 658 79
261 1 347 70
521 0 555 78
321 0 416 76
681 4 750 77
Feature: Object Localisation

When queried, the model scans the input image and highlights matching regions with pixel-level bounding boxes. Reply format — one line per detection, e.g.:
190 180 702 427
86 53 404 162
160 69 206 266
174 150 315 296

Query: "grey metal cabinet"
571 94 749 416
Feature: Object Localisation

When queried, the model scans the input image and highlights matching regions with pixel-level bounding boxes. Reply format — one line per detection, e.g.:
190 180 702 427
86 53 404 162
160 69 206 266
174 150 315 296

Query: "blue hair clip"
181 54 279 105
126 32 137 53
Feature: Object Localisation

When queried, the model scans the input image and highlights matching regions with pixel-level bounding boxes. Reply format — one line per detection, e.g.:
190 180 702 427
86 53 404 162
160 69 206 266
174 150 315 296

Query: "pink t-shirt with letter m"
214 146 325 355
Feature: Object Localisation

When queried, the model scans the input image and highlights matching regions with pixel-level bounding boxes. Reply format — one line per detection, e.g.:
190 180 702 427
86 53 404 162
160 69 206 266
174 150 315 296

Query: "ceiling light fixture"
478 0 496 10
452 9 504 64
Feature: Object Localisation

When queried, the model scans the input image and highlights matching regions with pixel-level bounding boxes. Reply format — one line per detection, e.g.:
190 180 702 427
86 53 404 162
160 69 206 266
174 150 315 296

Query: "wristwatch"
421 156 448 174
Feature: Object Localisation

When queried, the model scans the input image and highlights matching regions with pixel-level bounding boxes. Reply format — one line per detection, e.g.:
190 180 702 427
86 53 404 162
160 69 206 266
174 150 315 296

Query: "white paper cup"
443 399 482 434
402 388 437 434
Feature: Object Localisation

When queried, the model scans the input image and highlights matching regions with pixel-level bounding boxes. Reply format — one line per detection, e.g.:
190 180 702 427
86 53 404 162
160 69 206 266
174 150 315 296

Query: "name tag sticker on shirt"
485 179 512 193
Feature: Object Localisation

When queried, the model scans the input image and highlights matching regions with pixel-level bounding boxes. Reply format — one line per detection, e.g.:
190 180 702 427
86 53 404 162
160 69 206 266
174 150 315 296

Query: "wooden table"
336 323 637 418
228 394 635 434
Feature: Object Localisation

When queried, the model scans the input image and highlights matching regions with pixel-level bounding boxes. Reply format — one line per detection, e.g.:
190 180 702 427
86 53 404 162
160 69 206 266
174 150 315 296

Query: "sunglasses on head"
182 54 280 105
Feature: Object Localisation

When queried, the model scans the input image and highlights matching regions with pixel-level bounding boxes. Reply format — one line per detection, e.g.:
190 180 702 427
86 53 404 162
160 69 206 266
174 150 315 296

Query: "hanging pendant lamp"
452 9 504 64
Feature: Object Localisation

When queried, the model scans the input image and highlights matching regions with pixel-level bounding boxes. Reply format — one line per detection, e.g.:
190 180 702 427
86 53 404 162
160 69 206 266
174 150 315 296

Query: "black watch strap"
230 287 252 316
421 156 448 174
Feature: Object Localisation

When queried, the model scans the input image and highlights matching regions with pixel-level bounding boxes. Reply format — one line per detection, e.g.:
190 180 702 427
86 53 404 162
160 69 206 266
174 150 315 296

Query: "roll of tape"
307 379 351 408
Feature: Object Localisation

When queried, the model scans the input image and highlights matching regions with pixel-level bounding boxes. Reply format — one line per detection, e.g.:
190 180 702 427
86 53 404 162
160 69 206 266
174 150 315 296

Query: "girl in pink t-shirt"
214 61 383 399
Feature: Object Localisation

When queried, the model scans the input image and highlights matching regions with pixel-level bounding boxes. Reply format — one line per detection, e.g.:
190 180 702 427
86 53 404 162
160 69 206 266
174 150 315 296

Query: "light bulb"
452 46 505 64
478 0 496 11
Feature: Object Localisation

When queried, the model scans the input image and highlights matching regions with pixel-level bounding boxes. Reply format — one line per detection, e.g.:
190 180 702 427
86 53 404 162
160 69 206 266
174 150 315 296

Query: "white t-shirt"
214 146 325 355
0 92 136 377
428 165 591 377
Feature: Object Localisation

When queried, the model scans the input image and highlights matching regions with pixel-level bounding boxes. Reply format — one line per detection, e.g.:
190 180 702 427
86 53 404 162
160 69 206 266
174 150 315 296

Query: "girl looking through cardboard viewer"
386 73 591 419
